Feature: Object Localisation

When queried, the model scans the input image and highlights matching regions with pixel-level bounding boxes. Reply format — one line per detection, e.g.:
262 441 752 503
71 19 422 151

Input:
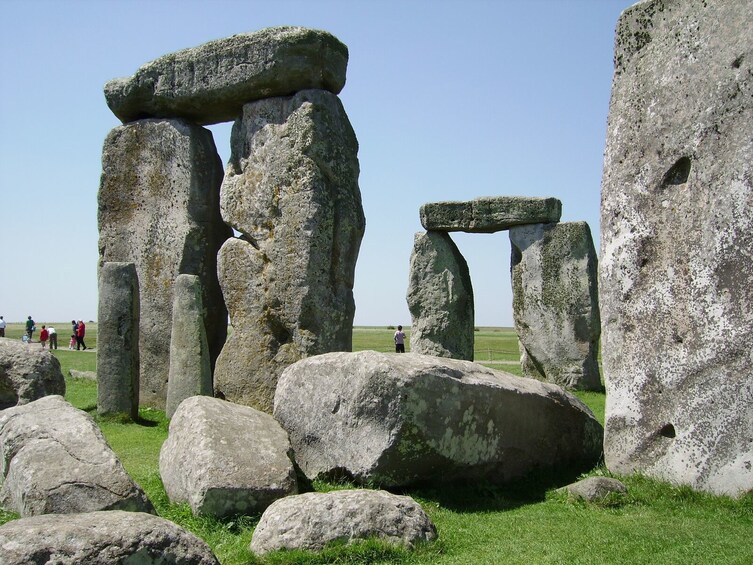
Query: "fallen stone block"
0 396 153 517
0 510 219 565
274 351 603 487
159 395 297 517
250 489 437 555
0 338 65 410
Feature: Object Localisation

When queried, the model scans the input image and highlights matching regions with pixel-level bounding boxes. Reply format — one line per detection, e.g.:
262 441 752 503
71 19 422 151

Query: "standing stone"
104 26 348 126
214 89 365 412
407 231 474 360
600 0 753 496
98 118 231 408
166 275 212 418
420 196 562 233
97 262 140 419
510 222 601 391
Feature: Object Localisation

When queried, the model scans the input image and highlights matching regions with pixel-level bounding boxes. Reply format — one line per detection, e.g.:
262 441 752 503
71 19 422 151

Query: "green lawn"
2 326 751 564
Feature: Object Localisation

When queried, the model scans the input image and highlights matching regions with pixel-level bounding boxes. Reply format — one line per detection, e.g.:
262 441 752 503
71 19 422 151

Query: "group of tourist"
1 316 88 350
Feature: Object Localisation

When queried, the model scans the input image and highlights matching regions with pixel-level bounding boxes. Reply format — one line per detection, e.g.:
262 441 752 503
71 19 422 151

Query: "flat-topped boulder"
420 196 562 233
0 396 153 517
159 396 297 517
104 26 348 125
0 511 220 565
250 489 437 555
0 338 65 409
274 351 603 487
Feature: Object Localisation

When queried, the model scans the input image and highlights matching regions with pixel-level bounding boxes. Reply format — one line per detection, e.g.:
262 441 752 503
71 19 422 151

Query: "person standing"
25 316 35 341
0 316 5 338
39 325 49 349
394 325 406 353
48 326 58 349
71 319 78 338
76 320 87 350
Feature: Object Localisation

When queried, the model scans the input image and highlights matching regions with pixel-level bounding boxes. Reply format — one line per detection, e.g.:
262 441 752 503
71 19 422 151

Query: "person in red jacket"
76 320 87 351
39 325 49 349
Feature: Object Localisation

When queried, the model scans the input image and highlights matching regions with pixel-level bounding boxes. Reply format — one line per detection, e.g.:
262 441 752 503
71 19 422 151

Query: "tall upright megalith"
510 222 601 391
166 274 213 419
214 89 365 412
98 119 231 408
407 231 474 360
97 262 140 419
600 0 753 496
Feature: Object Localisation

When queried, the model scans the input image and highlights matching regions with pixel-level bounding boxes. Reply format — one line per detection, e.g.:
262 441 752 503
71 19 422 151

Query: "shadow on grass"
396 464 591 513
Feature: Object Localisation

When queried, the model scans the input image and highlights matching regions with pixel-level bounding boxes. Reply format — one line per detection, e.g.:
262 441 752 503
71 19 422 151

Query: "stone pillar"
509 222 601 391
166 274 213 418
97 262 140 419
214 89 365 412
98 118 231 408
407 231 474 360
600 0 753 496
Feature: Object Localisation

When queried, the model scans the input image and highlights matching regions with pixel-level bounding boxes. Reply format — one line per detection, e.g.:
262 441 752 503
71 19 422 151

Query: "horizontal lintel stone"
420 196 562 233
104 26 348 125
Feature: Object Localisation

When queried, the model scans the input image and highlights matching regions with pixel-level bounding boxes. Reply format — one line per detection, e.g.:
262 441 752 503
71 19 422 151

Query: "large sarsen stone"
0 396 153 516
0 511 219 565
600 0 753 496
0 338 65 409
105 26 348 125
420 196 562 233
510 222 601 391
274 351 602 487
407 231 474 360
215 89 364 412
98 118 231 408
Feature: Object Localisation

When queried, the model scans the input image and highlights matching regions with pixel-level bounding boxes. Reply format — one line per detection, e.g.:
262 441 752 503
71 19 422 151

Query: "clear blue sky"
0 0 631 327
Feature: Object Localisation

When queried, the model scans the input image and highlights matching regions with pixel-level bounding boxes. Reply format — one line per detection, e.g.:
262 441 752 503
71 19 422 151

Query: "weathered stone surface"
274 351 602 487
215 89 364 412
69 369 96 380
104 26 348 125
250 489 437 555
159 396 297 517
407 231 474 360
510 222 601 391
600 0 753 496
97 262 140 419
0 338 65 410
0 396 153 516
420 196 562 233
0 510 220 565
559 477 627 502
98 118 231 408
166 275 212 419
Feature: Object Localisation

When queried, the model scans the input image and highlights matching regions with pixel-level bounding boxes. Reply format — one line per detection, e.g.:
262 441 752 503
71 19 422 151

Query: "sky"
0 0 632 327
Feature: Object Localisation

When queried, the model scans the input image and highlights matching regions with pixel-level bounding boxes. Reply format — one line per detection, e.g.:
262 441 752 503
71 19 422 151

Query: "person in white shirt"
394 325 406 353
48 326 58 349
0 316 5 338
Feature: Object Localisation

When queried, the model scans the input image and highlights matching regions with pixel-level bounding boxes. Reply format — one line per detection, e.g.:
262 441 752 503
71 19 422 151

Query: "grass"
2 326 753 564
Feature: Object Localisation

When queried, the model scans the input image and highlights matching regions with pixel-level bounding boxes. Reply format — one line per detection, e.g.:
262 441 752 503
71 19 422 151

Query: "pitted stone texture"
0 396 153 517
0 338 65 410
215 89 364 412
0 510 220 565
166 275 213 419
407 231 474 360
104 26 348 125
97 262 140 419
250 489 437 555
98 118 231 408
510 222 601 391
600 0 753 497
159 396 297 517
274 351 602 487
420 196 562 233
